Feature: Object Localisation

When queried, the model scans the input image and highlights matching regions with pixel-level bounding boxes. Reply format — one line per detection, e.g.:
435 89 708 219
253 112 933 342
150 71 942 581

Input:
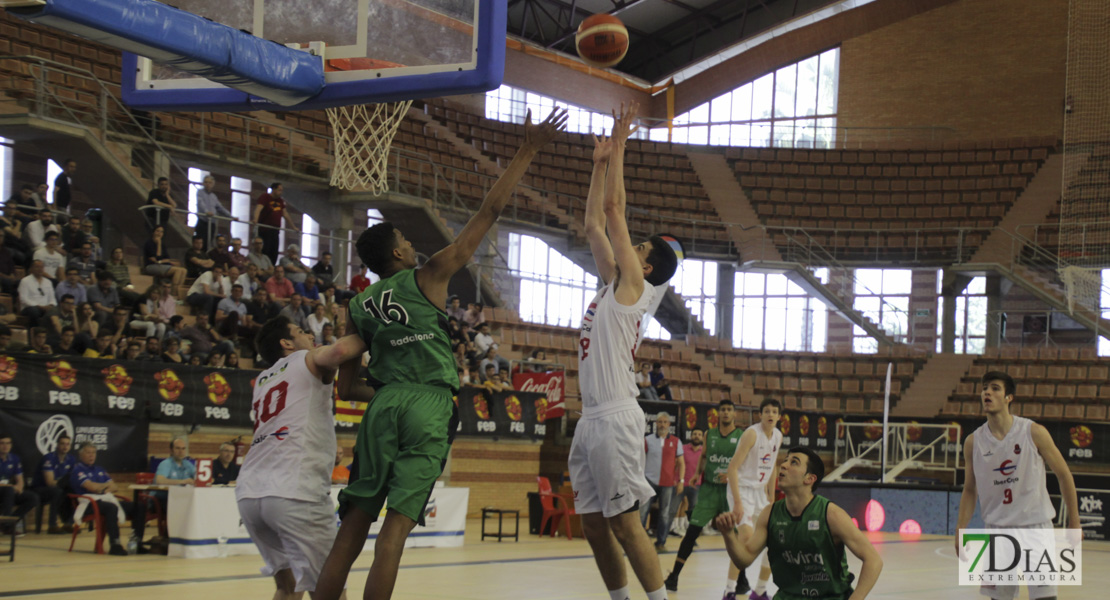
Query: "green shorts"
689 483 730 528
338 383 457 525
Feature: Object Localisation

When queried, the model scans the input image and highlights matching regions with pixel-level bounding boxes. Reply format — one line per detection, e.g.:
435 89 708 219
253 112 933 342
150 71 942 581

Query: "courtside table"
480 508 519 542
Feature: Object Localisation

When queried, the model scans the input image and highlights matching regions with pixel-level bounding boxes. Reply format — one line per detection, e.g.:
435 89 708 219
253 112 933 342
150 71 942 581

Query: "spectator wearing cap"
0 432 40 534
32 434 76 534
18 260 56 326
33 230 66 282
212 443 239 485
278 244 310 284
71 442 135 555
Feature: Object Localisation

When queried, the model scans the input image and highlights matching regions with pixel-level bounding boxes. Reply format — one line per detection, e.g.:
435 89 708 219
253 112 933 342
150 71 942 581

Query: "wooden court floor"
1 521 1106 599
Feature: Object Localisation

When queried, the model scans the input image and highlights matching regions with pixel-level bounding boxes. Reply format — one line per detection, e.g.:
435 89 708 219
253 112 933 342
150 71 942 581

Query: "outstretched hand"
611 102 639 144
592 133 615 163
523 108 569 151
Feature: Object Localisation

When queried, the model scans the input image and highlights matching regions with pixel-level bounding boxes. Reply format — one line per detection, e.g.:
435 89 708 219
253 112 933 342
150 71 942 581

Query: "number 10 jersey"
237 350 337 503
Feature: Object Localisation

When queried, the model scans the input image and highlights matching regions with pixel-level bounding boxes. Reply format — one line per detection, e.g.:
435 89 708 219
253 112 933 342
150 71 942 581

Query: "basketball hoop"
326 100 412 193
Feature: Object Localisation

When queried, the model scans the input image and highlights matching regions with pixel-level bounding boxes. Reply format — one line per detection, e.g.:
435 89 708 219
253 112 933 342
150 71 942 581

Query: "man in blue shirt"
0 433 40 533
32 433 76 533
73 442 133 555
155 437 197 485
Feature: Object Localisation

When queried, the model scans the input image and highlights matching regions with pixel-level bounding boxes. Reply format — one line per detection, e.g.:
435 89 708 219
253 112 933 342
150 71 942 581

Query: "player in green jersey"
665 399 749 596
315 108 568 600
716 448 883 600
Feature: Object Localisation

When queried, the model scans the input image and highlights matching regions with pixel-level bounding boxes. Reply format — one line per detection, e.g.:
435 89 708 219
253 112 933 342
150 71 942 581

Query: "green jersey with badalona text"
766 495 854 600
703 425 743 484
348 269 458 391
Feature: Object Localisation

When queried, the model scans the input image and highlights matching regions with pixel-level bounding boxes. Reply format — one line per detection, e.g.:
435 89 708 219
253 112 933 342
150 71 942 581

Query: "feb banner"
0 408 148 472
455 387 549 440
512 371 566 419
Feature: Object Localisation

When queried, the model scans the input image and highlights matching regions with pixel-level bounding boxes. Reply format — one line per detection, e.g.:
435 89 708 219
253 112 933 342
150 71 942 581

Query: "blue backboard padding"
8 0 325 106
118 0 506 112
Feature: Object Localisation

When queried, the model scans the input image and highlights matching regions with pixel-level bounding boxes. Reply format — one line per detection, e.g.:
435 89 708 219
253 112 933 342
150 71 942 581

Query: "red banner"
512 371 565 419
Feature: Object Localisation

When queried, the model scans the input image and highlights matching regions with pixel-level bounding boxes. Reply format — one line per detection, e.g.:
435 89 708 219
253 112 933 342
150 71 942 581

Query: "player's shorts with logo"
979 521 1056 600
569 401 654 518
237 496 337 593
339 383 457 524
689 482 735 528
737 485 770 528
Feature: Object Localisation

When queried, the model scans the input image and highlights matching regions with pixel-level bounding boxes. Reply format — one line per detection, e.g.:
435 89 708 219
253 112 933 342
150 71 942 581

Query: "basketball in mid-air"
575 15 629 69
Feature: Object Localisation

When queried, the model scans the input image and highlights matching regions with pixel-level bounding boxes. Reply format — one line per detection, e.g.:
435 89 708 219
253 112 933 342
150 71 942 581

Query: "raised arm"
416 108 567 302
1032 423 1080 529
603 103 644 305
335 313 375 404
306 333 368 380
717 503 771 569
828 502 883 600
585 135 616 283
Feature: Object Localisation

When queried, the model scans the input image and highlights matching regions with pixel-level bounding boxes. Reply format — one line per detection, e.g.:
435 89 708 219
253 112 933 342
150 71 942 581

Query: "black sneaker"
736 570 751 595
108 544 128 556
664 572 679 592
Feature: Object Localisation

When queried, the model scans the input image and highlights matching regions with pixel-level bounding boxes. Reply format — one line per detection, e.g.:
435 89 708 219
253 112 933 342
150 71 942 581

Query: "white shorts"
979 521 1056 600
737 486 768 529
569 405 655 518
238 496 338 593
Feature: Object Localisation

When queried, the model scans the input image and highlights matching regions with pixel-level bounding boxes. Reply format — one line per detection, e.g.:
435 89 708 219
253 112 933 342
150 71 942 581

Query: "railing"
833 422 962 485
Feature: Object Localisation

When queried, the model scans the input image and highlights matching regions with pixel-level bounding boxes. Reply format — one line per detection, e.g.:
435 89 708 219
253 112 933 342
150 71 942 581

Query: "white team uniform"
236 350 338 593
970 416 1056 600
569 282 656 517
736 425 782 527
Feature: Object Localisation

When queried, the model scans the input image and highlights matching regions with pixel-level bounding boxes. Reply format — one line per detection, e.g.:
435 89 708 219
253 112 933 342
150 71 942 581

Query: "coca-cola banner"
455 387 549 440
512 371 566 419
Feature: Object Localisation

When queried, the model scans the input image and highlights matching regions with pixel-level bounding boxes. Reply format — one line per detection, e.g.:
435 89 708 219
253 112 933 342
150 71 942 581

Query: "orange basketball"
575 14 629 68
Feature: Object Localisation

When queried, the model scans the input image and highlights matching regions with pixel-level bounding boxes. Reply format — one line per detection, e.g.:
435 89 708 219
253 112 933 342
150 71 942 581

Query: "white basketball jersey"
236 350 337 503
738 424 783 488
578 282 654 415
971 416 1055 527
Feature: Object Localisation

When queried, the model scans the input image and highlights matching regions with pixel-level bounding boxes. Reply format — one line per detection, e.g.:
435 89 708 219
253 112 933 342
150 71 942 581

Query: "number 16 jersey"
237 350 336 503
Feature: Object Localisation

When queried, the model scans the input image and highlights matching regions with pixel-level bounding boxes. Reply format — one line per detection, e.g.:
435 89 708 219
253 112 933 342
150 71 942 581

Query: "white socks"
609 587 631 600
724 580 737 593
646 586 668 600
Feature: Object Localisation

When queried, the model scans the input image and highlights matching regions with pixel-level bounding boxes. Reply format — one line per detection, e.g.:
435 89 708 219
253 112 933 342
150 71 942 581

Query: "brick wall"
838 0 1067 140
445 438 543 517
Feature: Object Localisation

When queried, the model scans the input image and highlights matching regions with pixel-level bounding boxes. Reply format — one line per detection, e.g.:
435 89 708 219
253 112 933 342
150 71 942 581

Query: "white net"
326 101 413 193
1060 0 1110 314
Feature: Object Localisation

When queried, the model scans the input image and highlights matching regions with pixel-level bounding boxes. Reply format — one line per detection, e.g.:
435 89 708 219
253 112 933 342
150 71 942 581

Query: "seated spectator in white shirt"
186 263 230 318
473 322 496 358
32 231 66 281
18 260 56 326
23 209 59 251
306 303 330 344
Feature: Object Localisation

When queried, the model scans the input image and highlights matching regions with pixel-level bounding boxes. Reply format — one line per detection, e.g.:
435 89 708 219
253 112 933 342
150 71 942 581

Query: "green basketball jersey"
703 425 743 485
349 269 458 392
766 495 854 600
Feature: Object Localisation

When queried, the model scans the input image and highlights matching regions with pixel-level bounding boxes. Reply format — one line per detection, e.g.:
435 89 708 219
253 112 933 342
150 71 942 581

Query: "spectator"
23 208 58 251
188 353 203 366
103 306 138 345
212 442 239 485
7 184 42 225
462 301 485 328
75 301 99 341
180 313 233 356
246 237 275 278
32 433 76 534
0 325 24 353
452 341 468 370
145 177 177 231
447 316 461 341
349 263 371 293
33 231 66 281
81 218 101 262
637 362 659 400
71 442 134 555
18 260 57 326
251 183 299 264
294 273 322 306
87 271 121 325
194 175 232 249
138 285 172 339
222 238 246 270
164 315 186 345
311 251 334 285
306 303 330 343
331 445 348 485
319 323 337 346
641 412 684 552
246 288 280 328
186 263 230 317
0 432 40 534
53 159 76 215
444 296 463 321
236 262 262 296
216 284 256 341
54 326 81 355
67 242 98 284
480 364 503 390
650 362 674 401
479 346 506 377
279 244 310 284
140 337 162 361
104 248 141 306
458 367 474 388
61 216 87 255
458 321 473 343
31 183 49 213
122 341 143 361
525 349 549 373
83 330 115 358
207 234 232 269
55 267 88 305
674 429 705 528
264 265 295 304
206 350 226 368
28 327 52 354
0 218 26 273
183 236 214 279
0 231 19 296
473 322 496 358
142 226 187 293
277 294 309 330
225 350 240 369
498 371 514 391
161 337 183 363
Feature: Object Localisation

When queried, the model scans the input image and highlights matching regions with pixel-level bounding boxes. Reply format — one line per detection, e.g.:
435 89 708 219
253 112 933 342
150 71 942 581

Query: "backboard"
120 0 505 111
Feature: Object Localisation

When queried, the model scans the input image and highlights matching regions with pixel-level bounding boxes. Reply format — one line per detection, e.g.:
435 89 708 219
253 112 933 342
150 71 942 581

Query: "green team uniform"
766 495 854 600
341 268 458 524
689 425 743 527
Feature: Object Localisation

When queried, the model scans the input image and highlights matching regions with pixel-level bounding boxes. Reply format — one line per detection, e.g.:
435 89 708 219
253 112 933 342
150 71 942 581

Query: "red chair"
537 476 575 540
67 494 113 554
